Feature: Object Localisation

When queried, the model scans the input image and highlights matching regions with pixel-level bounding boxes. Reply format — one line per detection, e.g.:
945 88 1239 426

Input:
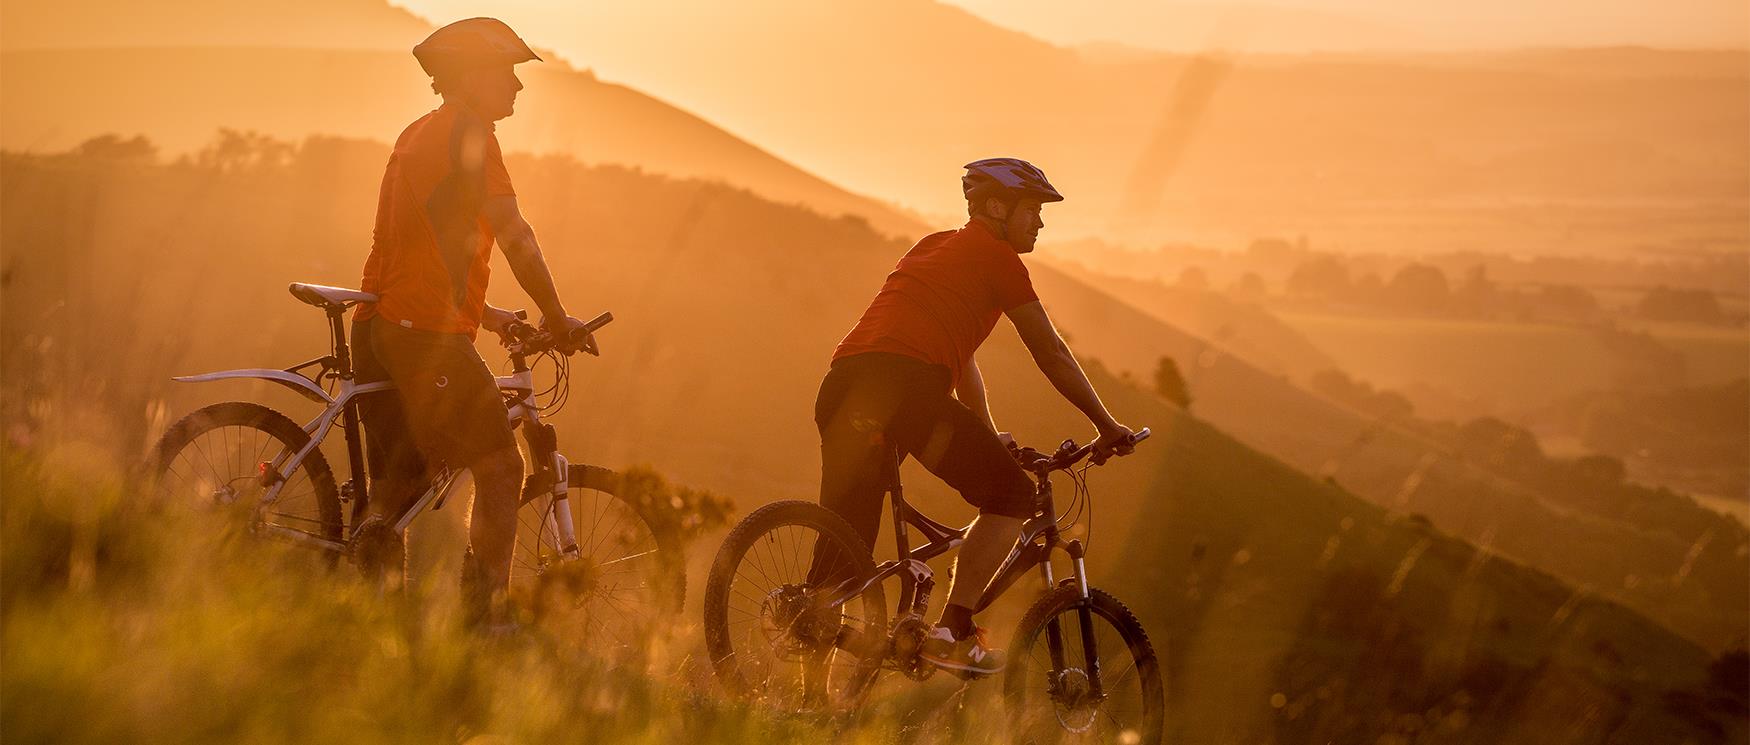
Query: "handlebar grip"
1130 427 1151 444
560 311 613 345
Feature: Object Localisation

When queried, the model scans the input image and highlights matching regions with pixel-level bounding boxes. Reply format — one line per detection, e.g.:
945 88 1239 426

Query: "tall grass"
0 440 905 744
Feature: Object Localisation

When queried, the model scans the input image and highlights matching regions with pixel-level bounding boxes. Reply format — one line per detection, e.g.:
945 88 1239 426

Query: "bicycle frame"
819 443 1091 619
172 299 584 558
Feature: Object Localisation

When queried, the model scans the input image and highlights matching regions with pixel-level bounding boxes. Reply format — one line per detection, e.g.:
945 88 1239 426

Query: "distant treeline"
1311 366 1747 526
1073 237 1749 323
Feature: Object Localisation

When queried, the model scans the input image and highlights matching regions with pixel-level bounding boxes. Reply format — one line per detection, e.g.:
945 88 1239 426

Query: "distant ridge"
0 0 927 237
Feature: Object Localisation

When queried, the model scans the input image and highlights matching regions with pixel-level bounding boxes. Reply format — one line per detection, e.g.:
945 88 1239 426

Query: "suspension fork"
523 421 579 561
1065 538 1104 700
1033 476 1102 700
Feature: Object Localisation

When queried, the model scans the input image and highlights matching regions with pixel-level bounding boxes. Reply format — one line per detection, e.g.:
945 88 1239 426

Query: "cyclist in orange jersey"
351 18 592 628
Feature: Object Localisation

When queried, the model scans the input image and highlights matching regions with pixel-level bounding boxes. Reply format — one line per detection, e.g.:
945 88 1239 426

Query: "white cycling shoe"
918 624 1007 678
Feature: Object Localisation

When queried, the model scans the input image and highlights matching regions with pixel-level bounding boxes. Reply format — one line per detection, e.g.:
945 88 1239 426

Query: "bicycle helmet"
962 158 1065 204
413 18 542 77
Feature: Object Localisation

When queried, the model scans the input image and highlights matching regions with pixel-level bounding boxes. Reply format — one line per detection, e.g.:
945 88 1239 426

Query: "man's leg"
939 513 1024 634
905 395 1036 674
808 360 904 586
352 318 426 591
366 319 520 623
461 444 524 621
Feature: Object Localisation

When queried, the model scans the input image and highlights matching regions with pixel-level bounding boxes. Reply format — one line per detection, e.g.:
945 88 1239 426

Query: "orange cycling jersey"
357 102 515 338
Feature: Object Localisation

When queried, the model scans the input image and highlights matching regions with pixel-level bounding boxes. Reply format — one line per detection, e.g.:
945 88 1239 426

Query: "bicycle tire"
703 500 888 712
512 464 687 657
149 401 344 543
1006 583 1166 744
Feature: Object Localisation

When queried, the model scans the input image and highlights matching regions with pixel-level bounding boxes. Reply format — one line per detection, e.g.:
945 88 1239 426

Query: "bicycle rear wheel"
512 465 685 660
149 401 343 543
1006 584 1165 744
703 500 888 713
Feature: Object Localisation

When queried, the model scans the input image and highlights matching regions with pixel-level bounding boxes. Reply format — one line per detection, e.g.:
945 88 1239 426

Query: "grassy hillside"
1022 265 1749 649
3 140 1746 742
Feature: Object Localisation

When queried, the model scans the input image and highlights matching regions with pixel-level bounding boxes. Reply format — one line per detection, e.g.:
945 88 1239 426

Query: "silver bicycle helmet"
414 18 542 78
962 158 1064 204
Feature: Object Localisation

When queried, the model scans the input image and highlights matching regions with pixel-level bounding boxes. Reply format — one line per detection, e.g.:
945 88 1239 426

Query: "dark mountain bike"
703 428 1163 743
148 283 683 654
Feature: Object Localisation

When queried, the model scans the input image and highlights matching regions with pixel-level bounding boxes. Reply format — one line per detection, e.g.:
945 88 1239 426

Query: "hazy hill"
443 0 1750 254
3 141 1745 741
1026 263 1749 646
0 37 924 238
1045 260 1339 379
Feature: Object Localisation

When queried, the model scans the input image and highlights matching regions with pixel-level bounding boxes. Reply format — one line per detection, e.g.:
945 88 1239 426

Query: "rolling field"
1277 312 1749 415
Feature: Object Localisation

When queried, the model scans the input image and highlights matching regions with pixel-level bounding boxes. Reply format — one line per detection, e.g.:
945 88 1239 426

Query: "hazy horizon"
938 0 1750 52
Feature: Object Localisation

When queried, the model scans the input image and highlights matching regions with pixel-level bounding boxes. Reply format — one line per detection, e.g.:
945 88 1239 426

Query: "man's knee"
469 446 524 501
977 491 1036 521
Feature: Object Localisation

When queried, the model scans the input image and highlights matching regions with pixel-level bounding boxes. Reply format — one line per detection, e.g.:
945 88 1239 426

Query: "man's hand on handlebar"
1091 421 1138 463
543 315 599 356
482 305 523 344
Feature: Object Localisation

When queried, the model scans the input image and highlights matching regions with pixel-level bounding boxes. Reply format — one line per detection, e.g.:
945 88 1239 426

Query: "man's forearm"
501 233 567 322
1033 342 1118 431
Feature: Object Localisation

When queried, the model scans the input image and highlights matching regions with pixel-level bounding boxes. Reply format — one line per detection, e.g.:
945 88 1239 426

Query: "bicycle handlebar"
1013 427 1151 473
502 311 614 356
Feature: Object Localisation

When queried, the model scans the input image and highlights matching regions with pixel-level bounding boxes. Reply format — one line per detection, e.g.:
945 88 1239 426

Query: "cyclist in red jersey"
816 158 1136 676
350 18 593 628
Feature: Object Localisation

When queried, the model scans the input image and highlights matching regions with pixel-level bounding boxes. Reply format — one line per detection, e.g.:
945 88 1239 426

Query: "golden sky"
396 0 1750 53
939 0 1750 50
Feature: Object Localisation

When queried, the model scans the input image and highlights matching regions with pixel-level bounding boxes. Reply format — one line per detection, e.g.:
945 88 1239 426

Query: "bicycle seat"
288 283 378 310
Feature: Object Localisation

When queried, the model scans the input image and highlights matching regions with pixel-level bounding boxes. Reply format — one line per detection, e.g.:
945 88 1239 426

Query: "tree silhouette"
1153 356 1193 410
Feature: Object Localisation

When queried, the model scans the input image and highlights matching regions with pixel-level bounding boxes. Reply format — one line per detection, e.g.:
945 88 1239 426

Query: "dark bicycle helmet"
413 18 542 77
962 157 1065 204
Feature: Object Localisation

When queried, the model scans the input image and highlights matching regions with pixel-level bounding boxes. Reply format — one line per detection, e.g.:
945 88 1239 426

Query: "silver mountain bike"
148 282 682 650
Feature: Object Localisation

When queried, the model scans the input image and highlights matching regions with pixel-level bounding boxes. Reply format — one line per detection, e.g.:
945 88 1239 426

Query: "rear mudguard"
172 369 331 404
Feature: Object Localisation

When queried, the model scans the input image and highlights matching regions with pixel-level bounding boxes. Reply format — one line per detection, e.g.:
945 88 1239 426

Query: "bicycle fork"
523 422 581 564
1042 538 1105 704
543 451 580 561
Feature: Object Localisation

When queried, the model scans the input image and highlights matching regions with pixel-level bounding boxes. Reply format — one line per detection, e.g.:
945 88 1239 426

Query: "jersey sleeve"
988 248 1039 312
483 133 515 197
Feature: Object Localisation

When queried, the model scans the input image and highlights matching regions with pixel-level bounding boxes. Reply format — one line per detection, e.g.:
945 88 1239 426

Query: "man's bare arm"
482 194 567 324
955 357 1000 433
1005 301 1132 447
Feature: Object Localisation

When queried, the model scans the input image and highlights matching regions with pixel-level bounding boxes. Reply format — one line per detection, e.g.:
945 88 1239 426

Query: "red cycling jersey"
833 219 1038 385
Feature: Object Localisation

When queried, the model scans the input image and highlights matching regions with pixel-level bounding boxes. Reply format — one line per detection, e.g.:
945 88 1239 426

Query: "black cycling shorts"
814 352 1036 551
352 317 516 487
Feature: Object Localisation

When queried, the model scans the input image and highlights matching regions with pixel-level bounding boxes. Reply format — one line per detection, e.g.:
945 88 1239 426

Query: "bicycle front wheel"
149 401 343 544
1006 584 1166 744
512 465 685 660
703 500 888 713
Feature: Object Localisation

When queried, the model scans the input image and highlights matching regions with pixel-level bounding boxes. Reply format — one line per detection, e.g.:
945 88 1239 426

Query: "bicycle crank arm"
259 524 347 553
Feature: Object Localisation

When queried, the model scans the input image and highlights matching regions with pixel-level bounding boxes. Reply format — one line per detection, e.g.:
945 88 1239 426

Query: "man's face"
1004 198 1046 254
458 65 523 121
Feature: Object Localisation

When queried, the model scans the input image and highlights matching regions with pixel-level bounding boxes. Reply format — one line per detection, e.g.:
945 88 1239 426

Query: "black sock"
940 603 976 639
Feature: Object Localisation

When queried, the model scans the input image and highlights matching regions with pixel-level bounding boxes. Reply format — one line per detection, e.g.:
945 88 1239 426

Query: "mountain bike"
702 427 1163 743
148 282 683 650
